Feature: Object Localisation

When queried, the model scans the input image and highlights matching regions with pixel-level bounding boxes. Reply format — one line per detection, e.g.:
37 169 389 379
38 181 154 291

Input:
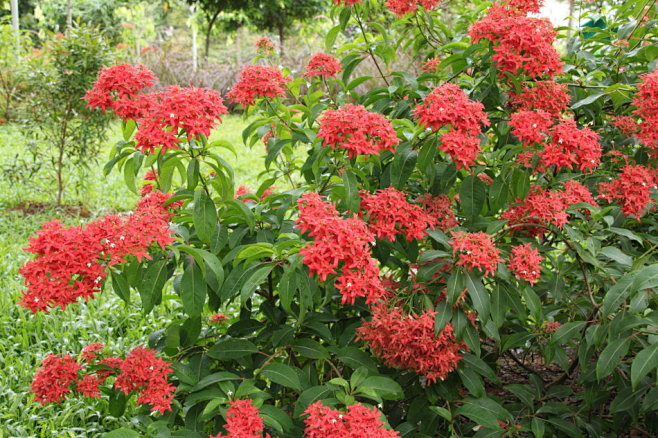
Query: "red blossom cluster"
469 3 562 79
32 345 174 413
210 313 229 324
417 194 459 231
509 110 553 146
357 304 464 384
304 401 400 438
540 118 601 172
19 192 176 313
414 84 489 169
255 36 275 53
305 52 342 78
598 165 657 219
633 71 658 149
334 0 362 5
227 65 289 107
421 56 440 73
510 81 570 116
503 0 544 14
611 115 639 136
85 64 228 154
211 399 271 438
234 185 275 202
450 231 502 277
507 243 543 285
296 193 385 305
140 169 159 196
359 188 434 241
502 181 597 236
317 104 400 158
385 0 441 16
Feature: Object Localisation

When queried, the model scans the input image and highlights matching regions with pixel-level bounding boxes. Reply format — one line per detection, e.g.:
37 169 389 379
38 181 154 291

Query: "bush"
19 1 658 437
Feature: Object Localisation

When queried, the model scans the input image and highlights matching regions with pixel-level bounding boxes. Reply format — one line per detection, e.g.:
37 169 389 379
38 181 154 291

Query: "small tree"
22 27 112 205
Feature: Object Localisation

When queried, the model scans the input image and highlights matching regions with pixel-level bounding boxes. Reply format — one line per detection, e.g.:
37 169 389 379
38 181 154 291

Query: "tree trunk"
66 0 73 32
190 5 198 73
10 0 19 57
205 10 221 61
278 23 285 58
236 25 242 66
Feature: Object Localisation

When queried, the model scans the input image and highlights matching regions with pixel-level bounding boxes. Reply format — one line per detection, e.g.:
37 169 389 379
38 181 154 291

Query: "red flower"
360 187 434 241
305 52 342 78
421 56 440 73
540 118 601 172
334 0 362 5
114 346 175 414
76 374 104 398
80 343 105 363
386 0 441 16
611 115 639 136
469 4 562 79
227 65 289 107
558 180 597 208
84 64 157 120
317 104 400 158
633 71 658 149
511 81 570 116
509 110 553 146
357 304 464 384
210 313 229 324
508 243 543 285
211 399 270 438
140 169 159 196
450 231 501 277
255 36 275 53
502 186 568 235
598 165 657 219
304 401 400 438
503 0 544 14
438 130 483 170
417 194 459 231
31 354 81 405
414 83 489 136
296 193 385 305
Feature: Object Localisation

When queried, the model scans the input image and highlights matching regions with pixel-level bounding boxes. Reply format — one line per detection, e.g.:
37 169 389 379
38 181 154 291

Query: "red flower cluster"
450 231 502 277
508 243 543 285
502 182 597 235
540 118 601 172
509 110 553 146
210 313 229 324
86 65 228 154
360 188 434 241
511 81 570 116
598 165 657 219
317 104 400 158
114 346 175 414
503 0 544 14
227 65 289 107
211 399 270 438
32 345 174 413
417 194 459 231
414 84 489 169
140 169 159 196
611 115 639 136
84 64 156 120
633 71 658 149
305 52 342 78
296 193 385 305
386 0 441 16
304 401 400 438
19 192 176 313
469 3 562 79
255 36 275 53
334 0 362 5
357 304 464 384
421 56 440 73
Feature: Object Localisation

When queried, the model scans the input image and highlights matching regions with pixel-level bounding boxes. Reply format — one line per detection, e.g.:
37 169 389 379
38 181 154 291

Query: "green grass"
0 114 257 437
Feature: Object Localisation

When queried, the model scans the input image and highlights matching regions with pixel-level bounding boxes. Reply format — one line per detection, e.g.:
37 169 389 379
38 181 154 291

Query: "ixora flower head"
508 243 543 285
296 193 386 305
32 345 174 414
414 83 489 136
305 52 342 78
633 70 658 149
304 401 400 438
227 65 289 108
510 80 570 116
211 399 270 438
540 118 601 173
598 164 658 219
19 192 177 313
386 0 441 17
317 104 400 158
255 36 275 54
357 304 465 384
449 231 502 277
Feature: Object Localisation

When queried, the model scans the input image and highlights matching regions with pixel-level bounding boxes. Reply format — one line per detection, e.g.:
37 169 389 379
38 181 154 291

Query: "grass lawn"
0 114 259 436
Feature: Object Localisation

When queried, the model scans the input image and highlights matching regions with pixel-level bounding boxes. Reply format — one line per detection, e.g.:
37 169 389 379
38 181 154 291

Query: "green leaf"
180 261 206 317
325 25 341 51
240 263 275 304
193 190 217 244
571 92 606 109
137 260 168 313
207 338 258 360
551 321 586 345
460 174 486 220
465 271 490 322
292 339 329 359
602 273 635 316
631 343 658 390
434 300 452 334
358 376 404 400
103 428 139 438
596 337 631 380
261 363 303 392
429 406 452 421
294 385 336 417
455 398 504 430
390 144 417 189
210 223 229 254
342 169 360 213
111 271 131 304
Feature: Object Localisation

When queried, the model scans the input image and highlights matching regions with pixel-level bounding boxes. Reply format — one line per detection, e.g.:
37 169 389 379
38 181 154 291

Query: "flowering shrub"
20 0 658 436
